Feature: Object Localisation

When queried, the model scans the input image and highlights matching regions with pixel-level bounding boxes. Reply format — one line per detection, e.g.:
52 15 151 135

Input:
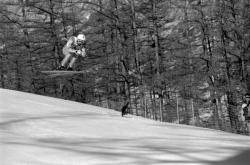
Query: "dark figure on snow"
239 93 250 135
242 93 250 121
121 101 130 117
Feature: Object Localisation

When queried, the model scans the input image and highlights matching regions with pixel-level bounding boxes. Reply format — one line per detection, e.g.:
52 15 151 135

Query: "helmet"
77 34 86 41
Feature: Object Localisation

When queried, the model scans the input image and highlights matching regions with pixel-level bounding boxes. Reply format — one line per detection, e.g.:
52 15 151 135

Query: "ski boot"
57 65 66 70
67 67 73 71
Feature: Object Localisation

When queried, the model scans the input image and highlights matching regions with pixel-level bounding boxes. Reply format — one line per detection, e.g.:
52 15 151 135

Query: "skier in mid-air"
57 33 87 71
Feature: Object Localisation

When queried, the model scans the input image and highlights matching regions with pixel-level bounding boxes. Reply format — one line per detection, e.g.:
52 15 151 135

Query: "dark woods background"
0 0 250 134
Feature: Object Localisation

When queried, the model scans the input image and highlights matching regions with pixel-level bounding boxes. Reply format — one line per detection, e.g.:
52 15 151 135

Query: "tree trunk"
151 0 160 78
129 0 140 74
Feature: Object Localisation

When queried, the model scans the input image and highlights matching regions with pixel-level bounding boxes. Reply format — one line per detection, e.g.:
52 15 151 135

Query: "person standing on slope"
121 101 130 117
240 93 250 134
57 34 87 71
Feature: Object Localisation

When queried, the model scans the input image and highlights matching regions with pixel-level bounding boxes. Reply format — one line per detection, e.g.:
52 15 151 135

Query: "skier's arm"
63 38 77 54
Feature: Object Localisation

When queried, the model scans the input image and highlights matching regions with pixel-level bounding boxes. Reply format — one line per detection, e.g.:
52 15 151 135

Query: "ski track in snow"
1 88 250 165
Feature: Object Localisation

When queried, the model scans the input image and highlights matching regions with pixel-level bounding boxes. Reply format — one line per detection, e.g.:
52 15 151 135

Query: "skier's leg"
61 52 72 67
68 56 77 70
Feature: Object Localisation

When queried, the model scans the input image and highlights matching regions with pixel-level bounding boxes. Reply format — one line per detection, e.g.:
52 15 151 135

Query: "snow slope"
1 88 250 165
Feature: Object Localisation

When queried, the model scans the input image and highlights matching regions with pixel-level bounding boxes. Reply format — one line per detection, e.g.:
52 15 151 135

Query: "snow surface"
1 88 250 165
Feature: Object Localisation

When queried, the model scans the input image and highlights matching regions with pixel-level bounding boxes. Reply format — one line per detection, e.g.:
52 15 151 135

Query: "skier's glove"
76 50 82 56
242 103 248 109
81 53 87 58
81 49 87 58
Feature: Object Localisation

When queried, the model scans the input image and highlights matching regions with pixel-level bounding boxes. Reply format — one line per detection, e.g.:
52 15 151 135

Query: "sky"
1 88 250 165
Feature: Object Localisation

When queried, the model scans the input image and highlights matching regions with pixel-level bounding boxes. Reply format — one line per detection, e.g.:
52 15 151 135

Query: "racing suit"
61 36 86 69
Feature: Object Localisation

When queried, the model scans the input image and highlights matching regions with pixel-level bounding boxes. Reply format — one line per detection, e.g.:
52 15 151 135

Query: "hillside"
1 88 250 165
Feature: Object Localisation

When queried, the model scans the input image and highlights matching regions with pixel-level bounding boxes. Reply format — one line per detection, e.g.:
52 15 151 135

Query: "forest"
0 0 250 134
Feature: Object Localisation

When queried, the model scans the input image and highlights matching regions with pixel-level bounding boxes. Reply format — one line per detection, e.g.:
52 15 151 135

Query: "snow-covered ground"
1 88 250 165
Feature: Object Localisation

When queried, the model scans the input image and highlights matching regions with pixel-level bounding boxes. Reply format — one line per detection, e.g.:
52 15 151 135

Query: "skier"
57 34 87 71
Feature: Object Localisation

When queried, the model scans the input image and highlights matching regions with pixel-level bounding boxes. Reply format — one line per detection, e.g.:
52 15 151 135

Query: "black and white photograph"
1 0 250 164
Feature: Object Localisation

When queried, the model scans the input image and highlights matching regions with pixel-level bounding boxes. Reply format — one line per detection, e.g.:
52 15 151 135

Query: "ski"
41 70 88 77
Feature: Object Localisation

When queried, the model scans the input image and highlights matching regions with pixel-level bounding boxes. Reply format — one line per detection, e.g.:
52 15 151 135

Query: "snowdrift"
1 88 250 165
